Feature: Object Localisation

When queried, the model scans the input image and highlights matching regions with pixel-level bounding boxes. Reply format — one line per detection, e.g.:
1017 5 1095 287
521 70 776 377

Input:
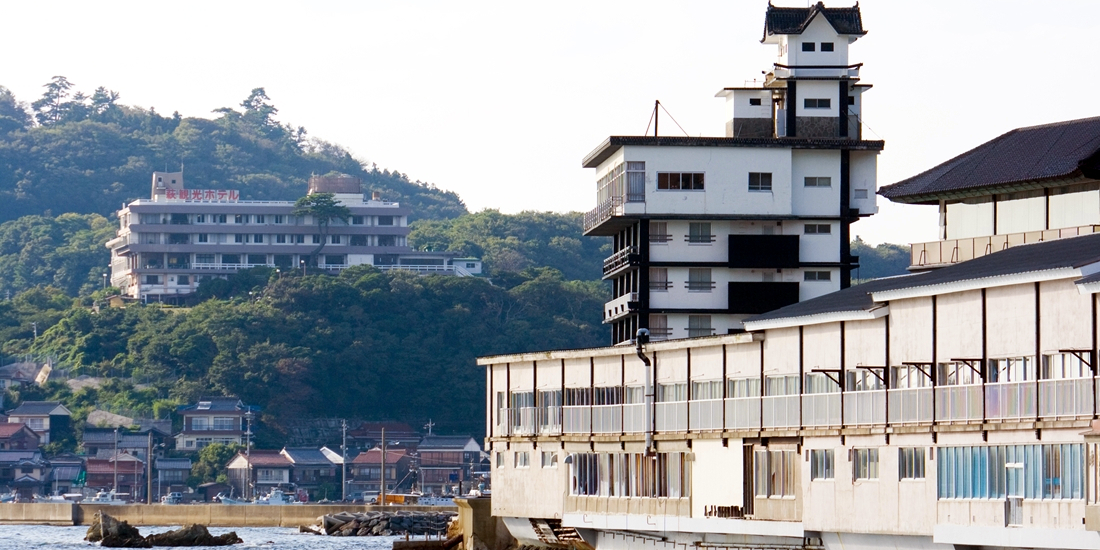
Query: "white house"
586 2 880 344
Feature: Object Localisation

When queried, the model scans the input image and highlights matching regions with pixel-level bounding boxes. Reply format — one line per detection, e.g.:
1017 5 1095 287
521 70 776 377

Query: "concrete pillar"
454 498 511 550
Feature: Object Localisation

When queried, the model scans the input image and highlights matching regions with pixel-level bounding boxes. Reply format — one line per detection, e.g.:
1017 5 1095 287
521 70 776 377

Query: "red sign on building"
165 189 239 201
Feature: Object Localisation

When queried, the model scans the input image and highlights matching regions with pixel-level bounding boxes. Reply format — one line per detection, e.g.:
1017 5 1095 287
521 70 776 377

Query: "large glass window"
686 268 714 292
687 315 713 338
899 447 926 479
937 444 1083 500
649 221 670 244
687 222 714 244
852 448 879 480
749 172 772 192
755 449 796 497
650 268 670 291
657 172 704 191
810 449 834 480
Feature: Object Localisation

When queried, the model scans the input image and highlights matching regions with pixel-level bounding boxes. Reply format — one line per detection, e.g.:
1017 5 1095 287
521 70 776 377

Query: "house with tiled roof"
347 421 421 451
0 450 49 499
348 447 411 496
879 116 1100 270
416 435 482 495
155 457 192 500
175 397 257 451
225 450 292 499
0 423 39 450
280 448 336 500
46 454 83 496
85 454 145 502
6 401 71 445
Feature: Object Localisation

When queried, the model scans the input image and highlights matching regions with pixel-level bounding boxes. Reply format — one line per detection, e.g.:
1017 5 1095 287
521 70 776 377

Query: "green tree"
189 442 243 488
293 193 350 266
31 76 75 125
0 86 30 133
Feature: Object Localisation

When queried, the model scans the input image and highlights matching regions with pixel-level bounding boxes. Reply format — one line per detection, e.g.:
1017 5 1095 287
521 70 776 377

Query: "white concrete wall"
727 339 762 379
889 297 933 364
564 357 590 388
650 220 729 262
785 13 850 68
791 150 841 217
1049 189 1100 229
850 151 878 216
490 440 567 519
803 322 841 371
655 349 688 385
690 346 725 381
986 284 1037 358
799 221 841 263
730 90 773 120
593 355 622 388
1039 279 1093 352
794 80 839 118
997 195 1046 234
946 200 995 240
536 360 561 391
764 327 801 376
508 361 534 393
844 317 887 368
935 290 983 361
690 437 745 516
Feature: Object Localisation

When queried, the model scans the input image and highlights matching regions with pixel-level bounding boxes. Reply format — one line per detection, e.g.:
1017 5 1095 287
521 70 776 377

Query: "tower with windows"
583 2 881 344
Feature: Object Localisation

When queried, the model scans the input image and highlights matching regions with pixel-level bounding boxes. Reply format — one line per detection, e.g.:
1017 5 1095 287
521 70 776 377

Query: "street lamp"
102 272 108 289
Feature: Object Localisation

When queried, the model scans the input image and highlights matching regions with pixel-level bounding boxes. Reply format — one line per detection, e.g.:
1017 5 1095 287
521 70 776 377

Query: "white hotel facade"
481 3 1100 550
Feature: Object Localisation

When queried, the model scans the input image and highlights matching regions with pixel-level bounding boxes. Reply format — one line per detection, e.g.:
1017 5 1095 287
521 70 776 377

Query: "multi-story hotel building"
107 172 479 303
479 4 1100 550
586 2 881 344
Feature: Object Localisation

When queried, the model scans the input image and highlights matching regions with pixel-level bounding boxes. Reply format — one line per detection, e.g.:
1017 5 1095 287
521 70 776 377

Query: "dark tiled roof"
156 458 193 470
0 423 34 438
744 273 923 324
0 450 42 464
352 448 407 465
418 436 478 451
238 450 291 468
746 233 1100 324
880 117 1100 204
281 448 333 466
7 401 69 417
582 136 885 169
1077 271 1100 285
49 465 83 482
763 2 866 39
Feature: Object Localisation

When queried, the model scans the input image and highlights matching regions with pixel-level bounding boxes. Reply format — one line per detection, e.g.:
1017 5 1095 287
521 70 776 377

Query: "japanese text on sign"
164 189 240 201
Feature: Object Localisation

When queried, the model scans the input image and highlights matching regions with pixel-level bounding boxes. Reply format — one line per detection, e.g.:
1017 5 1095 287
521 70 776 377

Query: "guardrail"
623 404 646 433
845 390 886 426
688 399 723 431
910 225 1100 268
563 406 590 434
935 385 983 423
602 246 638 277
583 197 623 233
725 397 761 430
762 395 800 429
985 381 1036 421
538 406 562 435
1039 378 1093 418
802 393 841 428
655 401 687 432
888 387 932 424
592 405 622 434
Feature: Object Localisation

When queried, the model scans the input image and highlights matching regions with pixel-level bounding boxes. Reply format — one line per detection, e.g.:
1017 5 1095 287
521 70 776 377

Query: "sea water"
0 524 406 549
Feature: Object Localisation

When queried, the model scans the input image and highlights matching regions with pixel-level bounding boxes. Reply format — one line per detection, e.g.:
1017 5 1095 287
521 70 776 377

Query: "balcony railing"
985 381 1037 421
603 292 638 323
592 404 623 434
1038 378 1093 419
887 387 933 424
725 397 761 430
909 225 1100 269
538 406 562 435
762 395 800 429
602 246 639 278
688 399 724 431
655 401 687 432
508 407 537 436
623 403 646 433
802 393 841 428
844 390 886 426
583 197 623 233
935 385 983 423
563 406 590 434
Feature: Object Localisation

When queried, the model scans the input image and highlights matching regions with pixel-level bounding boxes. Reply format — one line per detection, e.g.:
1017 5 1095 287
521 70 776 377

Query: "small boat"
160 492 183 505
0 491 17 503
33 493 68 503
86 490 127 505
217 489 300 505
418 495 455 506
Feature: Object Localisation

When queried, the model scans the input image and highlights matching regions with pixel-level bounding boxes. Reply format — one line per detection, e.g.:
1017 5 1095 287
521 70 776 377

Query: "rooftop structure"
583 1 881 344
108 172 475 303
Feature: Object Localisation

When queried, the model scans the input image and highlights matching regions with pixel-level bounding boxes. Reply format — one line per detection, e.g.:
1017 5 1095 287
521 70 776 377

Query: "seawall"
0 503 458 527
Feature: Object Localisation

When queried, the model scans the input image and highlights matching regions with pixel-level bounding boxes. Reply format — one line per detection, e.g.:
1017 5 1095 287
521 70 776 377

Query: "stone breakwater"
317 511 457 537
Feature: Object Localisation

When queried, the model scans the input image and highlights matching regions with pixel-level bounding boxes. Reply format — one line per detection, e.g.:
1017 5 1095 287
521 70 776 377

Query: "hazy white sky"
3 0 1098 245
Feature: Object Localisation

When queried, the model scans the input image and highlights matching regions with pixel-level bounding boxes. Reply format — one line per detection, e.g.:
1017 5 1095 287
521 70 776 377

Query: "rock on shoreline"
316 510 457 537
85 511 243 547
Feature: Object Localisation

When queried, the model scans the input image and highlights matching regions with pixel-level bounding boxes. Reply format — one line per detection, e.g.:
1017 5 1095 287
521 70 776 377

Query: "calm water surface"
0 524 406 549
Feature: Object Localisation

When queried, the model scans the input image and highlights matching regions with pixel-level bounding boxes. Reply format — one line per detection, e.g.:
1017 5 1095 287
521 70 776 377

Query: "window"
686 268 714 292
687 222 714 244
804 271 831 281
330 235 341 244
853 189 868 199
312 235 322 244
657 383 687 402
255 215 265 224
276 235 286 244
755 449 796 497
749 172 772 192
804 224 831 234
801 42 815 52
650 221 670 243
570 452 689 498
197 234 209 243
234 215 245 224
194 214 205 223
804 176 832 188
273 255 292 267
1042 353 1089 380
221 254 240 265
749 98 762 106
378 235 396 246
937 444 1083 500
191 417 210 431
804 98 831 109
196 254 214 264
649 315 670 339
235 234 246 243
852 448 879 480
650 268 670 291
766 375 799 396
820 42 834 52
899 447 925 479
294 235 304 244
247 254 266 265
144 275 161 285
253 234 264 243
692 380 722 400
727 377 761 398
213 417 236 431
847 96 856 105
325 255 345 266
177 275 190 285
351 215 364 225
542 451 558 468
378 216 395 226
626 162 646 202
216 214 227 223
657 172 705 191
810 449 834 480
687 315 713 338
515 452 530 468
274 215 284 224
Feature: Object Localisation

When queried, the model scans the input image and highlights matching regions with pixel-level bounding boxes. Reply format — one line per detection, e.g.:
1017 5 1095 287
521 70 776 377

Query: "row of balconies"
603 235 822 278
496 378 1094 437
603 281 801 322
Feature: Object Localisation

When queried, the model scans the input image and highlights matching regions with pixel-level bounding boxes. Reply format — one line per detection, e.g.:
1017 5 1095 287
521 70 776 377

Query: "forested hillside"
0 80 466 223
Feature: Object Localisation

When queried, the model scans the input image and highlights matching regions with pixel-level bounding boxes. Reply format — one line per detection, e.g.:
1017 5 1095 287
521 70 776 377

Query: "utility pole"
113 427 119 495
341 419 347 501
31 322 37 340
380 427 386 506
245 410 253 500
146 432 153 504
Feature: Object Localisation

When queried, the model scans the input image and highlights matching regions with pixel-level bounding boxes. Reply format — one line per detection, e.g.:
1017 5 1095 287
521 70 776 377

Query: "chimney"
372 191 382 201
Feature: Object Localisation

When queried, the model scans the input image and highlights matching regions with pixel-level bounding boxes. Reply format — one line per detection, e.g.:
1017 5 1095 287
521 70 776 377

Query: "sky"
2 0 1098 246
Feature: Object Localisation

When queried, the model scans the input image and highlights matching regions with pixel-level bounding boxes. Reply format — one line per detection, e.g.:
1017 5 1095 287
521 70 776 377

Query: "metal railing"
592 404 623 434
563 406 590 434
802 393 841 428
985 381 1037 421
888 387 933 424
583 197 623 233
762 395 800 429
623 403 646 433
1039 378 1093 418
844 390 886 426
656 401 687 432
508 407 537 436
935 385 983 423
603 246 638 277
910 225 1100 268
688 399 724 431
725 397 761 430
538 406 562 435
